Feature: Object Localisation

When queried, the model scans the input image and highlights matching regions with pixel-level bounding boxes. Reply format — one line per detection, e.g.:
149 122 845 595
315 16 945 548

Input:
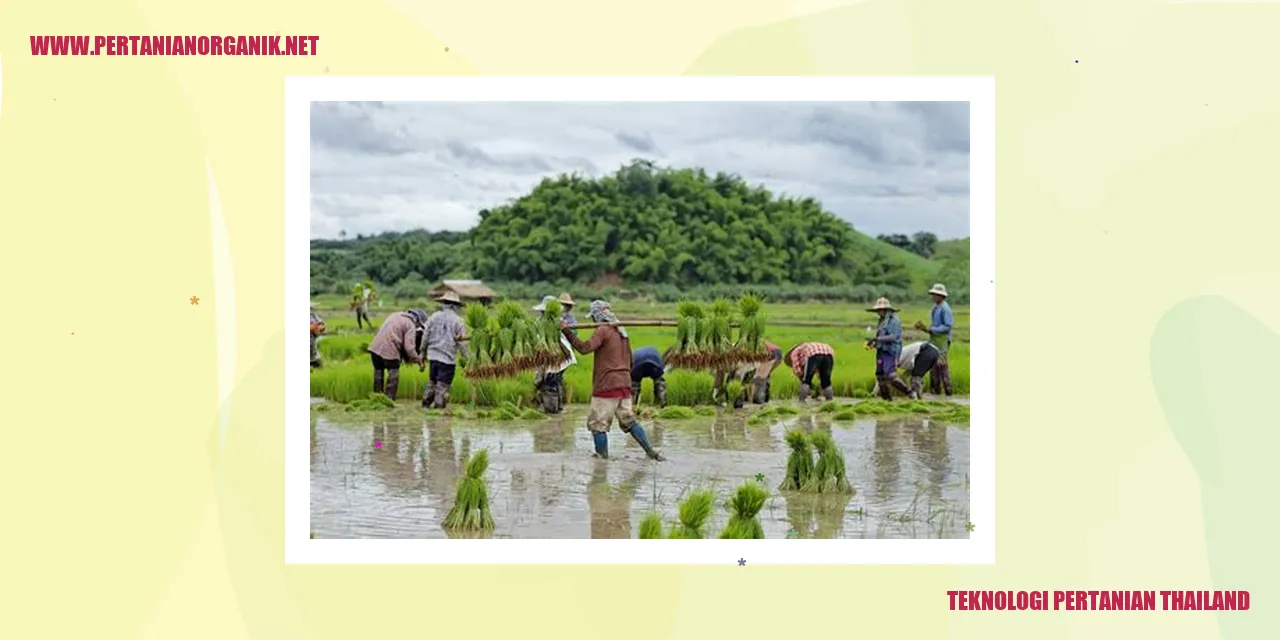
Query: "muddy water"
310 408 969 539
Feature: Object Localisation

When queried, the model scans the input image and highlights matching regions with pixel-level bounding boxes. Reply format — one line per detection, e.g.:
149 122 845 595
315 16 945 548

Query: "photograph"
289 77 992 561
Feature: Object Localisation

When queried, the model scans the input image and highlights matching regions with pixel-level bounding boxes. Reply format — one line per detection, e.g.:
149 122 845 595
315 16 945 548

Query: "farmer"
562 300 664 461
352 282 376 330
871 341 941 399
309 305 326 369
913 283 954 396
630 345 669 408
532 295 577 413
867 297 904 401
556 292 578 407
712 339 784 408
786 342 836 402
421 292 468 410
367 308 427 401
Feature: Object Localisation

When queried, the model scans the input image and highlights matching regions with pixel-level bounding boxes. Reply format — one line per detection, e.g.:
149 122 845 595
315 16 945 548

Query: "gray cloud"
310 101 970 239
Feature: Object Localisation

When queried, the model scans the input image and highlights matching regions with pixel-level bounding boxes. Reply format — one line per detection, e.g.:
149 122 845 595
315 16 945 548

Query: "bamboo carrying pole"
455 319 941 340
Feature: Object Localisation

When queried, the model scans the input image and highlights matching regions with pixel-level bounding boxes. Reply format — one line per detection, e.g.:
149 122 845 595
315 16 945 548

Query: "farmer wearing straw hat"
871 340 940 399
309 304 326 369
421 291 469 410
913 283 954 396
562 300 665 461
786 341 836 402
867 297 904 401
556 292 578 407
532 296 577 413
367 308 428 400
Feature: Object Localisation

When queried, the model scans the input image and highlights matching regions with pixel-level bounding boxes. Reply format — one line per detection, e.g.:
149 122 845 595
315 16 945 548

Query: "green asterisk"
787 528 798 538
754 473 765 483
965 522 976 532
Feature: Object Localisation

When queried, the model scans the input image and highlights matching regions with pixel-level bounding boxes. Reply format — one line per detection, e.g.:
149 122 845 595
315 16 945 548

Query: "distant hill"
310 160 968 302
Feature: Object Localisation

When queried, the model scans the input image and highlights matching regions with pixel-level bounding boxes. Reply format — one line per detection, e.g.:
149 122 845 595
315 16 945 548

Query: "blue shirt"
632 346 663 373
875 314 903 358
563 311 578 326
930 301 954 336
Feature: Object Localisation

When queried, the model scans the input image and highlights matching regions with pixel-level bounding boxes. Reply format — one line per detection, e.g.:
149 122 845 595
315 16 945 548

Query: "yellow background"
1 0 1275 637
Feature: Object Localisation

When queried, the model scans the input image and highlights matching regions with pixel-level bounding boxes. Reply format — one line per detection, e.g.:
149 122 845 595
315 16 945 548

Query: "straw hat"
435 291 462 305
557 292 576 307
928 283 949 298
867 297 899 312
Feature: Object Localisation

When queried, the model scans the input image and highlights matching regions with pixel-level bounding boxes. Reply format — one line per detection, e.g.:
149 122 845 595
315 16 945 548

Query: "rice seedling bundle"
802 431 853 494
719 481 769 539
462 301 571 379
344 393 397 412
668 489 715 539
443 449 496 531
666 294 774 371
638 512 665 539
778 429 814 491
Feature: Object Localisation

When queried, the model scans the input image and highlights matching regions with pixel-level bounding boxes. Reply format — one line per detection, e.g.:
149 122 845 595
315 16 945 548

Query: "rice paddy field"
309 300 971 406
310 400 971 539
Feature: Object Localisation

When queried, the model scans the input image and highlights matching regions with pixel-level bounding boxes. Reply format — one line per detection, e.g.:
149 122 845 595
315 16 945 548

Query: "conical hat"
867 297 898 312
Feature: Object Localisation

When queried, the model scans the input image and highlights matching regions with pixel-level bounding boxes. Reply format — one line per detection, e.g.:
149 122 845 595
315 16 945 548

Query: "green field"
309 300 970 406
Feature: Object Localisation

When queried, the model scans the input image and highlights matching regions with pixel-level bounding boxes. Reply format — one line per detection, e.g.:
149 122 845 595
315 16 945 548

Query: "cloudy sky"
310 101 970 240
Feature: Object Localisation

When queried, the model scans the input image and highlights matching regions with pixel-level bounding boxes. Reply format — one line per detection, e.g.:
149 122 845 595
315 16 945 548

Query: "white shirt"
897 341 925 372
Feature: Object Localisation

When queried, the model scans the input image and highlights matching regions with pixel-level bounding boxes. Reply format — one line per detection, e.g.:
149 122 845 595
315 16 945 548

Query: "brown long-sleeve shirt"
563 325 633 396
367 312 423 364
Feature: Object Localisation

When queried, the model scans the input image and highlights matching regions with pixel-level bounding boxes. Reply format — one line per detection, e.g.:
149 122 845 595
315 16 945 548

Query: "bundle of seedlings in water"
719 480 769 539
802 431 853 494
443 449 495 531
778 429 814 491
345 393 397 412
667 488 715 539
463 300 569 379
638 512 665 539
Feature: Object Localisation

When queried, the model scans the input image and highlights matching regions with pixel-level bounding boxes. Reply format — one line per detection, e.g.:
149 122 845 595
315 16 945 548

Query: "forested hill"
310 160 969 303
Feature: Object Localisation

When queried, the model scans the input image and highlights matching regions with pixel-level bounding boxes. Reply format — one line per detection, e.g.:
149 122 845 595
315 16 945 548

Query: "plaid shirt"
788 342 834 379
425 307 468 364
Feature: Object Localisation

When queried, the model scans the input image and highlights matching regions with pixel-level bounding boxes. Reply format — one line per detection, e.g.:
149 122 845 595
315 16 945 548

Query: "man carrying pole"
532 295 577 413
562 300 664 461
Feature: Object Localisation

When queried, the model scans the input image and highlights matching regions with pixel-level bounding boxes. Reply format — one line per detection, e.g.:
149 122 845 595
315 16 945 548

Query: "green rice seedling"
802 431 853 494
668 489 715 539
833 408 858 421
694 406 717 417
344 393 397 412
543 299 563 320
737 292 764 319
778 429 814 491
817 402 840 414
656 406 697 420
519 409 544 420
442 449 495 532
719 481 769 539
638 512 665 539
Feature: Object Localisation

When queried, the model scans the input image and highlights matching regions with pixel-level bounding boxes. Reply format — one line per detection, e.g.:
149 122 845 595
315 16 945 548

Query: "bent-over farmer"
786 341 836 402
421 292 468 410
867 297 904 400
713 339 783 408
913 283 954 396
366 308 427 400
562 300 664 461
630 346 668 408
309 305 326 369
872 341 941 399
532 296 576 413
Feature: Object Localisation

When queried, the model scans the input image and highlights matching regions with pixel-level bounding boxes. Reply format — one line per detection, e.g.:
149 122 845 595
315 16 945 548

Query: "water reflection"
587 462 646 539
370 421 426 494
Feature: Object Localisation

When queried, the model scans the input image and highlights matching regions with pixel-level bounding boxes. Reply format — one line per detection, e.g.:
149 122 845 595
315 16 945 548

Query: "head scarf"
587 300 627 338
406 309 428 326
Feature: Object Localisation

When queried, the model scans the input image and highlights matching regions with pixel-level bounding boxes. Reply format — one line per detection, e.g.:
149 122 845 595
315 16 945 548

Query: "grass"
310 301 970 406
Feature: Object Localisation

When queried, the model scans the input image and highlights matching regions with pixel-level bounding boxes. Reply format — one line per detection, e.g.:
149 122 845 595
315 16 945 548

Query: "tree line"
310 160 969 304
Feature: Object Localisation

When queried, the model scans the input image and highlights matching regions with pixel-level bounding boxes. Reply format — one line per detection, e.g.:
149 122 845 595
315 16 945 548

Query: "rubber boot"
592 432 609 459
631 380 643 406
798 384 811 403
910 376 925 399
875 377 893 400
654 379 668 408
752 378 769 404
889 377 912 398
939 363 953 396
385 368 400 401
433 382 450 410
625 423 665 461
422 381 436 408
929 364 943 395
372 369 385 395
822 386 834 401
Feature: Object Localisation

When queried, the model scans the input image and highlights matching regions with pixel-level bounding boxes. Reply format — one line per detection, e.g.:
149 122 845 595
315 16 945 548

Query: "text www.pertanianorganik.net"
30 35 319 56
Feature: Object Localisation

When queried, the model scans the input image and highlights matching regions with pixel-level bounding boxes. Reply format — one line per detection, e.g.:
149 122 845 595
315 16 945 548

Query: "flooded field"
310 404 970 539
